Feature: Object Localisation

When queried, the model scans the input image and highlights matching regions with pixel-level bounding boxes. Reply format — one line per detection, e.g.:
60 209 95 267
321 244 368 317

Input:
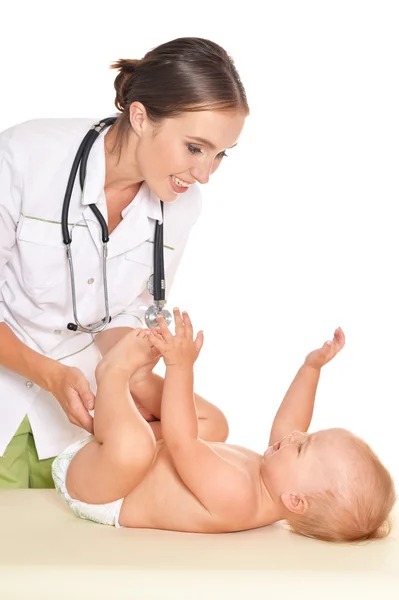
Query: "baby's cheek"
271 456 294 490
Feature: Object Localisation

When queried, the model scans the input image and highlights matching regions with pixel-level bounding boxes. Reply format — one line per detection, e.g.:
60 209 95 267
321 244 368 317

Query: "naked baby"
53 309 396 542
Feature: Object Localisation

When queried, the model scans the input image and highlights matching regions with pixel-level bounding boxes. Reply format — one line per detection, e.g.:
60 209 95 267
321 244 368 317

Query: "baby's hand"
304 327 345 369
148 308 204 367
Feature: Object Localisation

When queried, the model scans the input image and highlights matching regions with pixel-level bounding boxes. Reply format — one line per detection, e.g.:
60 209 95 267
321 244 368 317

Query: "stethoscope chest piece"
145 302 172 329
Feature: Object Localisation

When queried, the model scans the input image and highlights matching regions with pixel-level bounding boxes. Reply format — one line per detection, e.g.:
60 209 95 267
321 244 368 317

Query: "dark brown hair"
110 37 249 149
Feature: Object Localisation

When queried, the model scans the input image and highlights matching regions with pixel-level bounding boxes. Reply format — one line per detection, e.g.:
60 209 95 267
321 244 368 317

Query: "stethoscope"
61 117 172 333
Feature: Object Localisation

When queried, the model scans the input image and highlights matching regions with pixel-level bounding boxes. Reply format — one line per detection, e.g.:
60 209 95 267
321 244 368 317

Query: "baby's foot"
304 327 345 369
130 349 161 389
96 329 160 380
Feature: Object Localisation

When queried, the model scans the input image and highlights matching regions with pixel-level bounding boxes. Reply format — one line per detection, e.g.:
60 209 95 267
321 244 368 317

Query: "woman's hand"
148 308 204 367
47 365 95 433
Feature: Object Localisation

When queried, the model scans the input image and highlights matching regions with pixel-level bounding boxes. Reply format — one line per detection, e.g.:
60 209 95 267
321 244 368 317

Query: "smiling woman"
105 108 246 202
0 37 249 489
106 38 249 202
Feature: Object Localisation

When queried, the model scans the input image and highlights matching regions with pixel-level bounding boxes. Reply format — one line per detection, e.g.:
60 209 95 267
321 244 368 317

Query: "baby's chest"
213 443 260 468
123 448 215 530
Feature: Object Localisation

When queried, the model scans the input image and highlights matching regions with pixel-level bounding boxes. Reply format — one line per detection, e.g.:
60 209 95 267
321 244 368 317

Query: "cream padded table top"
0 490 398 600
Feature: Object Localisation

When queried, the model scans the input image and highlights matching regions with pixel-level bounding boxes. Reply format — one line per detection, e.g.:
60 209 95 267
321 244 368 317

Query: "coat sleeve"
0 133 23 323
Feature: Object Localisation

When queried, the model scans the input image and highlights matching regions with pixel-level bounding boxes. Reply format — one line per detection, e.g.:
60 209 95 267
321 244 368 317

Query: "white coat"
0 118 201 459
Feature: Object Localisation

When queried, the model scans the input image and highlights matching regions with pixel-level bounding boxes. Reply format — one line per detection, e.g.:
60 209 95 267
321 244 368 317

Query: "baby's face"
261 428 351 502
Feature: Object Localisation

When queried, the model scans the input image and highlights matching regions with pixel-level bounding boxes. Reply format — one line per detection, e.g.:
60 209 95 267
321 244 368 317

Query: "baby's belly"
118 445 220 532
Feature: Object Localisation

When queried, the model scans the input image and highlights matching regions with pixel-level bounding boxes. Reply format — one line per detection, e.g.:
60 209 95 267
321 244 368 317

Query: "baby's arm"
149 310 253 520
161 364 253 519
268 328 345 446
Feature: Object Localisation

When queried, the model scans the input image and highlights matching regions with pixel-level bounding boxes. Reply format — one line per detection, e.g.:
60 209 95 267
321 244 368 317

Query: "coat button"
25 381 33 389
87 278 94 284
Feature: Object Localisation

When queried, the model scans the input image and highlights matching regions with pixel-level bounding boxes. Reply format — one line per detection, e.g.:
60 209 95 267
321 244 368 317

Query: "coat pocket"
16 216 69 295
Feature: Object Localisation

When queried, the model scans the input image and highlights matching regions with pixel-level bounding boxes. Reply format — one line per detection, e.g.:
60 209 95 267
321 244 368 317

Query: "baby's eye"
216 151 228 159
297 442 303 454
188 144 202 155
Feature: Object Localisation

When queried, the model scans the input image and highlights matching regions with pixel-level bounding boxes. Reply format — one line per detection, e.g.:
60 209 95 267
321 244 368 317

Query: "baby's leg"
130 369 229 442
66 330 157 504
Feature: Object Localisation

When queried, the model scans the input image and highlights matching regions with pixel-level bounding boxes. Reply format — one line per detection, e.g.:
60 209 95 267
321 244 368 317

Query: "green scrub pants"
0 416 55 488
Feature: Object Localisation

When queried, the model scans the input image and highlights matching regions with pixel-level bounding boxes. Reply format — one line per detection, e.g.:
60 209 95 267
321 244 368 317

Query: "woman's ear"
129 102 148 137
281 492 309 515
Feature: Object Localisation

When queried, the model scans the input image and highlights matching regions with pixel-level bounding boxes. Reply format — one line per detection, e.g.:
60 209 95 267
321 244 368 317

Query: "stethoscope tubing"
61 117 168 333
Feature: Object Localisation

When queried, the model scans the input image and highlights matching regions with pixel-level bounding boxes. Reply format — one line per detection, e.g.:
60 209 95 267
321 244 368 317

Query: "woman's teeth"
172 175 191 188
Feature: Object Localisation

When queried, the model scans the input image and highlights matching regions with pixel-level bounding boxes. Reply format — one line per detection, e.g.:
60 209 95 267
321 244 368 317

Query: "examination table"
0 490 397 599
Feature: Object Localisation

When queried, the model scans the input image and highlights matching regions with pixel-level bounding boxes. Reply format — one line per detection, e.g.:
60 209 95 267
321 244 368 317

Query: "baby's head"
261 428 396 542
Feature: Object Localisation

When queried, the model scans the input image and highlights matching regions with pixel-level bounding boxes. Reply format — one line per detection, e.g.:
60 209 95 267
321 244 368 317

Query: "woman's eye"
187 144 227 159
188 144 202 154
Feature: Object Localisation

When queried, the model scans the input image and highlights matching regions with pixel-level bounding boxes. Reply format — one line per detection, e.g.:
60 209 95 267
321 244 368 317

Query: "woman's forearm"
0 322 61 390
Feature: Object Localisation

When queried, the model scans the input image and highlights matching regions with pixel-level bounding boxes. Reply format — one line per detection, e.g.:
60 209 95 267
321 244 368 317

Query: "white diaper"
52 437 124 528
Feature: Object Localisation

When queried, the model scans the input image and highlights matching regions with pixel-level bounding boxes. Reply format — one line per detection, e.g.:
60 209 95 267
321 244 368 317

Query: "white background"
1 1 398 487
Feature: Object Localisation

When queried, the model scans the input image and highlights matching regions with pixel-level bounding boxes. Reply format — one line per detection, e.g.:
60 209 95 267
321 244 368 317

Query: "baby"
52 309 396 542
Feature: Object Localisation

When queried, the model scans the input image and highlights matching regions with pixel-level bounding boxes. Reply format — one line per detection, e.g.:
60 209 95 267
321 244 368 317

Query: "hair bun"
112 58 138 74
111 58 140 111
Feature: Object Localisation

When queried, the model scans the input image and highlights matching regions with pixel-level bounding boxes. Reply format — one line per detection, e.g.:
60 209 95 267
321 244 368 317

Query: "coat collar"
78 124 164 258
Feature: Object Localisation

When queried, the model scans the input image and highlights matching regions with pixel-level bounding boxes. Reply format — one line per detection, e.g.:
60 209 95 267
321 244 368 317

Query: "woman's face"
130 105 246 202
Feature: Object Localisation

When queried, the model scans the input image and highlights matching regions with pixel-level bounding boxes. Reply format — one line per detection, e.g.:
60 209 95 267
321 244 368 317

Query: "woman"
0 37 249 488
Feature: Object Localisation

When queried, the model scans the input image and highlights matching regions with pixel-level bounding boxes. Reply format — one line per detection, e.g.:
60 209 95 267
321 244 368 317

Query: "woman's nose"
190 160 214 184
190 169 210 185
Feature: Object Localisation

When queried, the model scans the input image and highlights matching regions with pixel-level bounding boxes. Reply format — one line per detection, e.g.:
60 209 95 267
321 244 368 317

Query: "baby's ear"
281 493 308 515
